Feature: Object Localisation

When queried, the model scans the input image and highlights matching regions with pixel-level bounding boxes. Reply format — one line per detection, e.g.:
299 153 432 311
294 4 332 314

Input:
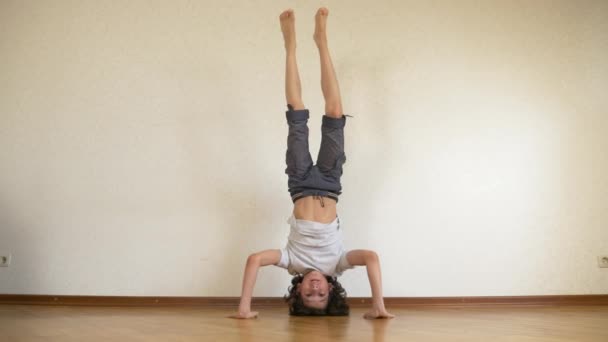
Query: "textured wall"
1 0 607 297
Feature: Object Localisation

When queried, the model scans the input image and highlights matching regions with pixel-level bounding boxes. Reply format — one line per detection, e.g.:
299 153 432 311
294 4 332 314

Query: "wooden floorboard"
1 304 607 341
2 294 608 306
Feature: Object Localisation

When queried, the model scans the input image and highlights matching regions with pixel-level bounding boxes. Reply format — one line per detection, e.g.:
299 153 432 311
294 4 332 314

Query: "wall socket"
0 253 11 267
598 255 608 268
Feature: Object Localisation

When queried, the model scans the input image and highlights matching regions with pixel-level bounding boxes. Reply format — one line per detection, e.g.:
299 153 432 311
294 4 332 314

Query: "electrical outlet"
598 255 608 268
0 253 11 267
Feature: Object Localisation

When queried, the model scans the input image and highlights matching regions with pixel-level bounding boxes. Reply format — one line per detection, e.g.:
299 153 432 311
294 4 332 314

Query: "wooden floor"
1 305 607 341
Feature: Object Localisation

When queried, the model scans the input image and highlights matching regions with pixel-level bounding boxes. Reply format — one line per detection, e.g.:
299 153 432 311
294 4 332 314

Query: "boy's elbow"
246 253 261 266
365 250 379 263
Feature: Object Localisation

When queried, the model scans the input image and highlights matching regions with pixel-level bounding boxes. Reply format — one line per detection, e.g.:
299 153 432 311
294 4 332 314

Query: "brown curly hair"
284 274 350 316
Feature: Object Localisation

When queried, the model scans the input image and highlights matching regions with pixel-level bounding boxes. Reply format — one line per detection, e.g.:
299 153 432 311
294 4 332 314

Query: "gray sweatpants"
285 104 348 203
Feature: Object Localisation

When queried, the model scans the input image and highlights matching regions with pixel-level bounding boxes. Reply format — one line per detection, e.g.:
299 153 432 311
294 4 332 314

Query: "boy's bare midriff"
293 196 337 223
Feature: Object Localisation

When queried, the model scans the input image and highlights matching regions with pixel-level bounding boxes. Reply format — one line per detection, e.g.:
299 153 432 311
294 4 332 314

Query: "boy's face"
297 270 333 309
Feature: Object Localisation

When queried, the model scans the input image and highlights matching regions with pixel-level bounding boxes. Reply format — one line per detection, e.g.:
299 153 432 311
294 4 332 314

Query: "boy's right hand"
228 311 259 319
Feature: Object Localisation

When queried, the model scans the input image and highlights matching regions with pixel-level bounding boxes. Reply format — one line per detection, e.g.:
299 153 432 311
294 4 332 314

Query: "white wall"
1 0 607 297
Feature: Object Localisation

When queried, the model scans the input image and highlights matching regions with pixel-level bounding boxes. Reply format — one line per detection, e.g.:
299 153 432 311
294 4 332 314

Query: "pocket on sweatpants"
330 153 347 179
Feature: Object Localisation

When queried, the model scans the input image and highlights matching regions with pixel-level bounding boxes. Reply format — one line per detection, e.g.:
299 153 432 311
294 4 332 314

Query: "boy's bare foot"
280 9 296 50
313 7 329 47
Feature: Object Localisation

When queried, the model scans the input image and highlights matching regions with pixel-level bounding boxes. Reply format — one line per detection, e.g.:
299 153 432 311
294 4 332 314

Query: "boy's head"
297 270 332 309
284 270 349 316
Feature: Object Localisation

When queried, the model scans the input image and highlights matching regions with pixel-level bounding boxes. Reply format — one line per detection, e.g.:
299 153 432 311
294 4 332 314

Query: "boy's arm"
346 249 395 319
229 249 282 319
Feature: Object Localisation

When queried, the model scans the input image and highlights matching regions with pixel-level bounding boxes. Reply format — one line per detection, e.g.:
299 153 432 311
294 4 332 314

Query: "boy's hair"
284 274 350 316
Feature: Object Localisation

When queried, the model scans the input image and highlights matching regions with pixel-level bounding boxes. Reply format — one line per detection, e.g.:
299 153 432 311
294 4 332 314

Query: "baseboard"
1 294 607 307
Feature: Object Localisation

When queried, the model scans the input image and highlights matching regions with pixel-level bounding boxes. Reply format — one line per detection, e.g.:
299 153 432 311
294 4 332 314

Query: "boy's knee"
325 110 342 118
288 102 306 111
324 103 343 118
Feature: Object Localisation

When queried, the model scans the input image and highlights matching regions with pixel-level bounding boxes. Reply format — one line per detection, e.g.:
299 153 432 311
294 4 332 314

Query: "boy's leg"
285 106 313 182
281 10 312 182
281 9 305 110
314 8 346 178
314 7 342 118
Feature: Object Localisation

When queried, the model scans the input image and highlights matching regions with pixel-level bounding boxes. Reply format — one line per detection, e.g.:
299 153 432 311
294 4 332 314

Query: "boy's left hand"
363 308 395 319
228 311 259 319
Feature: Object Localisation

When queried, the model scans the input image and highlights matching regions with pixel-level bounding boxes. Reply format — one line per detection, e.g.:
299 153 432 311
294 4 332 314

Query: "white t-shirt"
276 214 354 276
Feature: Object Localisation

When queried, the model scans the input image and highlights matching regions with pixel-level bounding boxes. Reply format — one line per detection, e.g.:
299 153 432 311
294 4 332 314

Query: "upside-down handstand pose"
231 8 394 319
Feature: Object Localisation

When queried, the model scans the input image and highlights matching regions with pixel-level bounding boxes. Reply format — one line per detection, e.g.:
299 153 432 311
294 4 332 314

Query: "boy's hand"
231 250 280 320
346 250 395 320
228 311 259 319
363 307 395 319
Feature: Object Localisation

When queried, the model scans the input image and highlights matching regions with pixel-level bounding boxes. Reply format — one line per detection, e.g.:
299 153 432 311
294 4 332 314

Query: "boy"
230 8 394 320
